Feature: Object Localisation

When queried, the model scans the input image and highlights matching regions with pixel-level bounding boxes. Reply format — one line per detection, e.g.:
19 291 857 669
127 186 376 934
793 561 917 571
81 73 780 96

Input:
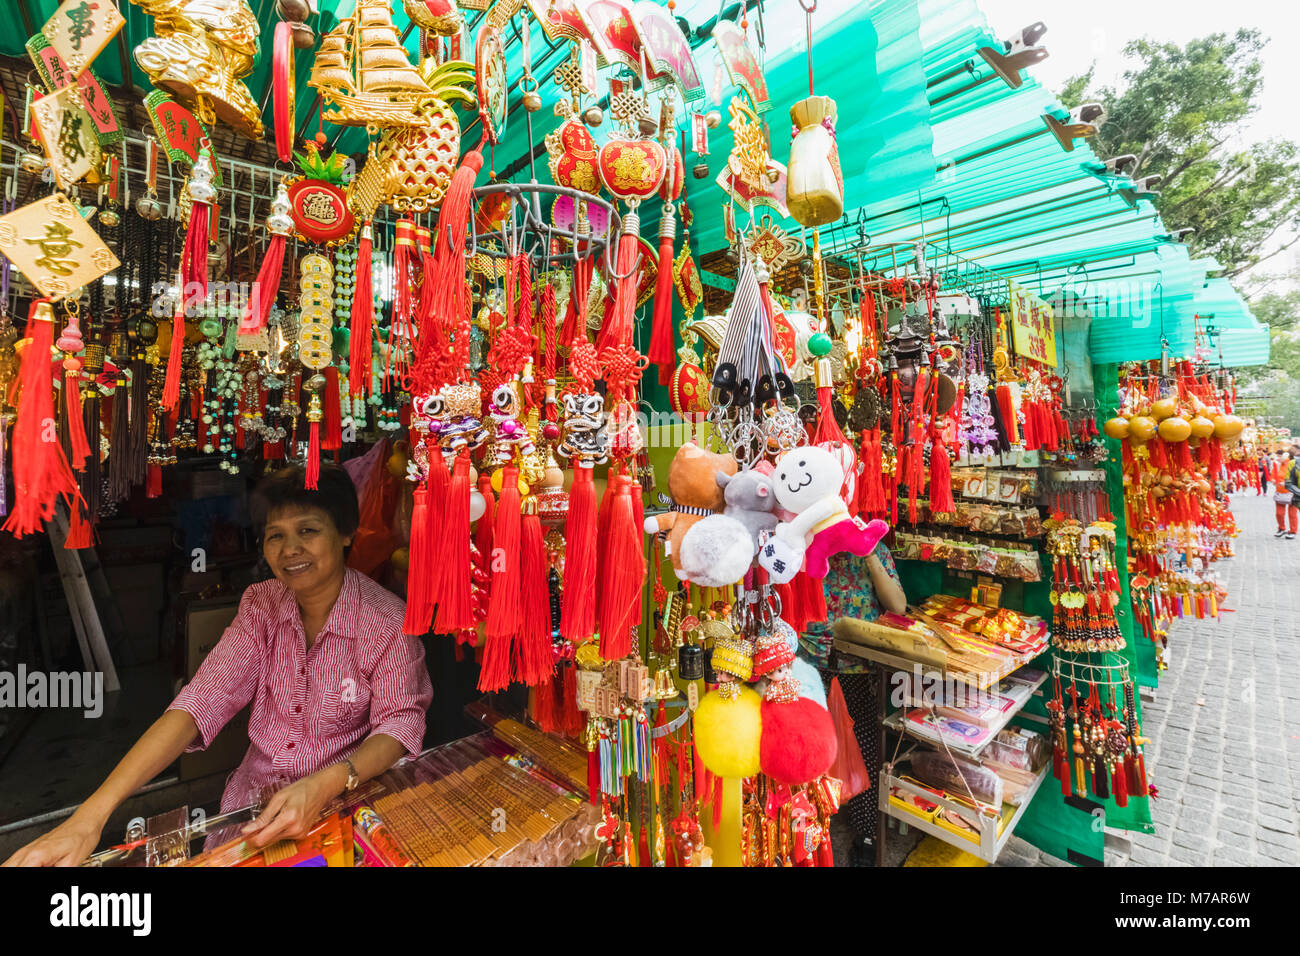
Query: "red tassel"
560 465 598 645
518 509 554 686
996 383 1019 445
532 675 558 732
429 146 486 333
146 463 162 498
598 218 642 352
1173 439 1194 474
238 232 286 336
1148 437 1169 470
348 225 374 397
928 436 955 513
562 664 583 737
64 369 90 471
161 296 185 412
599 474 644 662
433 453 474 633
475 470 495 561
648 213 676 385
402 485 435 636
3 302 78 538
481 464 523 692
181 198 209 303
1112 760 1128 807
65 499 94 549
321 368 343 451
305 418 321 490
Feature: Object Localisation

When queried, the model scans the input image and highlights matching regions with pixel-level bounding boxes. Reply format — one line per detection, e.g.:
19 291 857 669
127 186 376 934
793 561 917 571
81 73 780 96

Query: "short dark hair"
251 463 360 538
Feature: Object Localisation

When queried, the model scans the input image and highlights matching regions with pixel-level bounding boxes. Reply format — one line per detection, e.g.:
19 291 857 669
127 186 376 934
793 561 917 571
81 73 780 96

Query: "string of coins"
298 253 336 464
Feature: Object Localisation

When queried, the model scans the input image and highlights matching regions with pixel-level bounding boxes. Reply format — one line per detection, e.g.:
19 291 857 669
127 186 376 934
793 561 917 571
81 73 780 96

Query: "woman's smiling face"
262 504 351 597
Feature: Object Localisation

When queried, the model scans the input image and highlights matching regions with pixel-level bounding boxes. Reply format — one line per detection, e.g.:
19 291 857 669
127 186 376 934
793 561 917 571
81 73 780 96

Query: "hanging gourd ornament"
786 95 843 227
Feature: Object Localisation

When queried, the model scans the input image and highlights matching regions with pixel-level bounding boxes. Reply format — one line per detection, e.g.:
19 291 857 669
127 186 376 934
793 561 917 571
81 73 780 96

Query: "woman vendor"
4 464 432 866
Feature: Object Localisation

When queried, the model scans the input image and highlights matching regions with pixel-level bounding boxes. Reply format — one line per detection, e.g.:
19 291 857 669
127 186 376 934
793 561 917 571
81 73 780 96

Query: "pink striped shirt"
169 568 432 816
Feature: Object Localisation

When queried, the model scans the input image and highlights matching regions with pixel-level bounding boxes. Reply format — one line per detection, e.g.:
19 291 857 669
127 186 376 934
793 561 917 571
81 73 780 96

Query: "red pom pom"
759 696 836 785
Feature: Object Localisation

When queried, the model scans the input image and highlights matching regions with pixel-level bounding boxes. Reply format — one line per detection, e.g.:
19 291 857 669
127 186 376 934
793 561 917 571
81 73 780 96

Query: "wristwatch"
341 757 359 793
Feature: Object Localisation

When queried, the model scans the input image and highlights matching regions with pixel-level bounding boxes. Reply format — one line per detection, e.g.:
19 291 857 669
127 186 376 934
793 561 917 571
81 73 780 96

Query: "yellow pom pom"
694 685 762 778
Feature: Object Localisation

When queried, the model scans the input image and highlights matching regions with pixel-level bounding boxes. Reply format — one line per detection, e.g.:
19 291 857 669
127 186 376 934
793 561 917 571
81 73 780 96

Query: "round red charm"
598 138 667 202
286 178 356 246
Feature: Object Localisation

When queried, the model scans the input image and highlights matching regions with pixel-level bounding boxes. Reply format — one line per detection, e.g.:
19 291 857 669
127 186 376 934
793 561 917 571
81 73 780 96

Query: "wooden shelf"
877 763 1050 864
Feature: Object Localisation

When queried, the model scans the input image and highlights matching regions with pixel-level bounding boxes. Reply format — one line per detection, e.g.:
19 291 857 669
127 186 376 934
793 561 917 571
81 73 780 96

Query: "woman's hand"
3 813 103 867
242 765 347 848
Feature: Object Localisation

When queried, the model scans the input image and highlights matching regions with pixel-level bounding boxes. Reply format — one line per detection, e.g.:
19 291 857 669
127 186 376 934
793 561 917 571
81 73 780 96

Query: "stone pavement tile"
1126 496 1300 870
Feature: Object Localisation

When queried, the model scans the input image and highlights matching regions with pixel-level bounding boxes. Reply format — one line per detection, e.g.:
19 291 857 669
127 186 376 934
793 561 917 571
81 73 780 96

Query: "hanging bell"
583 105 604 127
19 151 47 174
136 193 164 220
523 89 542 112
692 162 710 179
637 114 660 137
704 110 722 129
290 21 315 49
678 643 704 681
99 207 120 228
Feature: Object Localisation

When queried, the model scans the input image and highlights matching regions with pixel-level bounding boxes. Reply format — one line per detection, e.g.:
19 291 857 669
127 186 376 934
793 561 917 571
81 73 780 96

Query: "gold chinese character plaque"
0 192 120 301
41 0 126 78
32 84 101 190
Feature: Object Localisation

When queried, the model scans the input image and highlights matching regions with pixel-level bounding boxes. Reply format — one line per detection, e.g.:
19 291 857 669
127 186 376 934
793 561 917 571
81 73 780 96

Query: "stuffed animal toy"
758 445 889 584
716 469 779 554
645 442 752 586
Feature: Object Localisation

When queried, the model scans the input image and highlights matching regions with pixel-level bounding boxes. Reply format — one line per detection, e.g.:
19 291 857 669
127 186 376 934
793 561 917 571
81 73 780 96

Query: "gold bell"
693 162 710 179
583 106 604 127
523 89 542 112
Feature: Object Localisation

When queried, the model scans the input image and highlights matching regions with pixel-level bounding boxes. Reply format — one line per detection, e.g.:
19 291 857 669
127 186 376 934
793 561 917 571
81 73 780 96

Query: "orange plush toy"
644 442 751 586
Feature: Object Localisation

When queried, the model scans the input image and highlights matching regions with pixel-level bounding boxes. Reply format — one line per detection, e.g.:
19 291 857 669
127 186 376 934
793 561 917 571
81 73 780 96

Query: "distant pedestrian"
1257 453 1268 495
1271 450 1297 539
1284 446 1300 541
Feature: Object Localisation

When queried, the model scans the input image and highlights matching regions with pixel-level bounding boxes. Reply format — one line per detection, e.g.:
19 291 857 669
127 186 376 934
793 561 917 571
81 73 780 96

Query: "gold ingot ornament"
132 0 263 138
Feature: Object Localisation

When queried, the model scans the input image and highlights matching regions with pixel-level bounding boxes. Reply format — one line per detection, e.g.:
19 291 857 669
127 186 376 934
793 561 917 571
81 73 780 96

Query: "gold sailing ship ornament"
309 0 440 128
132 0 263 138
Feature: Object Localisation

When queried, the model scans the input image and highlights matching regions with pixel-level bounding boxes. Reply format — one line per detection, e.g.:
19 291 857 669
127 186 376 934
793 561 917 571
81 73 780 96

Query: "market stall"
0 0 1269 867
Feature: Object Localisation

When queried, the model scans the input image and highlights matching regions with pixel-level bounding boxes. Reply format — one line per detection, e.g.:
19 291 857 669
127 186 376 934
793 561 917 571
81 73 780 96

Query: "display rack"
877 762 1050 864
882 666 1048 759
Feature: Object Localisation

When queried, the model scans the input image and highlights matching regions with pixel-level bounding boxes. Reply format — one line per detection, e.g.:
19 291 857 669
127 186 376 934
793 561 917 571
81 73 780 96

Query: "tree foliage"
1238 283 1300 431
1061 31 1300 278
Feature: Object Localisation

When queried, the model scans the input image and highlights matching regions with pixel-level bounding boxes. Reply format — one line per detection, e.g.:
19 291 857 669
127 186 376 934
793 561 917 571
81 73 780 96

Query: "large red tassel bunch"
518 505 554 686
480 464 523 691
4 301 79 538
428 143 486 333
431 453 474 633
560 465 598 644
598 471 644 661
402 484 435 635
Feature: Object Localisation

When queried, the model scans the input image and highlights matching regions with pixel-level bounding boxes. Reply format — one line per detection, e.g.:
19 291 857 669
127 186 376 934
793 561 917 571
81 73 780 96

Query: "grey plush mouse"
716 469 779 555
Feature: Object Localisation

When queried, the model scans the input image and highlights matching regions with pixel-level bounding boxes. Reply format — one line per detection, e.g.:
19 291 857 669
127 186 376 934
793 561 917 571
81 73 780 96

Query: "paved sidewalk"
1126 493 1300 866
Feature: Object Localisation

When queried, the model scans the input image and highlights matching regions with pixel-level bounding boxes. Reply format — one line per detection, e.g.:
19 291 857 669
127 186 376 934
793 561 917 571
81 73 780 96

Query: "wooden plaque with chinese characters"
0 193 120 301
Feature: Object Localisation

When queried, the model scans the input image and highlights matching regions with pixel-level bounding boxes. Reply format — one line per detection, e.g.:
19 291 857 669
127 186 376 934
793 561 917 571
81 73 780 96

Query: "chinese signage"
1007 280 1058 367
37 0 125 78
0 192 120 301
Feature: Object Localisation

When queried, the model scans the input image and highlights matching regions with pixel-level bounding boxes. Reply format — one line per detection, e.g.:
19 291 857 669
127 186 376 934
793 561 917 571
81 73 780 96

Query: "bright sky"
978 0 1300 285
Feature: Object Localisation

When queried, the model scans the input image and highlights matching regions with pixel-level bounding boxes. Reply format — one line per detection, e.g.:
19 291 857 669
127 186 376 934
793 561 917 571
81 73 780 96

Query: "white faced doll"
758 445 889 584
